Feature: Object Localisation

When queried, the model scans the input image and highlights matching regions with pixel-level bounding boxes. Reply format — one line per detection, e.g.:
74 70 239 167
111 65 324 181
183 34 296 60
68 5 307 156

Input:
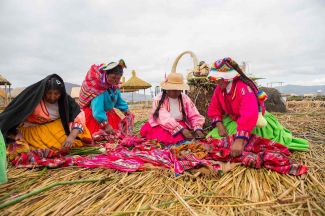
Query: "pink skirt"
140 121 188 145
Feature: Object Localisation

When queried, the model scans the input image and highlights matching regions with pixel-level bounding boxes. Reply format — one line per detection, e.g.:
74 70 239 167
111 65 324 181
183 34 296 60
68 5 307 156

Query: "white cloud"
0 0 324 89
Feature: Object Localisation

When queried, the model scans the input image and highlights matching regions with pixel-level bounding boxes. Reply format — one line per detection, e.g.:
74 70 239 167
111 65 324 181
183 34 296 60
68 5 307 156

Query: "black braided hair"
179 93 188 122
45 77 65 94
153 90 167 120
227 59 262 112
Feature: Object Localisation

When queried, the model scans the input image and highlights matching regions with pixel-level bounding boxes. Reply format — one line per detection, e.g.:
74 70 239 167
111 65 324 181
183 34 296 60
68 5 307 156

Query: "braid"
179 94 188 122
228 60 262 112
153 90 167 120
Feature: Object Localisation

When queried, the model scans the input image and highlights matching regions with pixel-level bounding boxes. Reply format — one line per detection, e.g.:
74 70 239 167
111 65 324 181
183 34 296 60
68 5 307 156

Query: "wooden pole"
8 84 11 103
4 84 7 106
132 92 134 103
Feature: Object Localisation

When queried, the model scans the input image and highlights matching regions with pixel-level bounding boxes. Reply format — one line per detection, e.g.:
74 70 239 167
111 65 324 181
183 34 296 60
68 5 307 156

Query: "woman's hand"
182 129 194 139
62 134 75 149
216 122 228 137
105 124 115 134
230 138 245 157
62 129 79 149
195 130 205 139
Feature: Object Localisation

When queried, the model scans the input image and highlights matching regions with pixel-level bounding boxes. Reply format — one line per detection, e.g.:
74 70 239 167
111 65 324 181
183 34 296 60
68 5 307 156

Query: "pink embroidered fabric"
11 123 308 176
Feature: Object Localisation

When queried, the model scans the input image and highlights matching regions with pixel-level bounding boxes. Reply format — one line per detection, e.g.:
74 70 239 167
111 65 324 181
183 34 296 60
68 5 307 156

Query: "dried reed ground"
0 101 324 215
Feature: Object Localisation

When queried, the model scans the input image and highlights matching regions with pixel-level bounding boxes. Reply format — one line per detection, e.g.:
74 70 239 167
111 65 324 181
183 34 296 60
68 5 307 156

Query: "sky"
0 0 325 89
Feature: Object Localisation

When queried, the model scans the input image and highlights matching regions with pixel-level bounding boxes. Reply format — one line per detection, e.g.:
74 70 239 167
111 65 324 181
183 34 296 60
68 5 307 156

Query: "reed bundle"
0 101 324 215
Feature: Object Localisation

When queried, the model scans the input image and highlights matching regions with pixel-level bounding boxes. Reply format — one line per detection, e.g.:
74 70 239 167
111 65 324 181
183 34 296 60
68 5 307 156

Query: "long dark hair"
228 59 262 112
153 90 188 121
179 93 188 122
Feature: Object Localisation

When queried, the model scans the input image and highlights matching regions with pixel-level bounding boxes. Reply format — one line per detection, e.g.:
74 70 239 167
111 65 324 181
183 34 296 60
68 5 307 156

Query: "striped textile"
79 64 119 108
11 134 308 176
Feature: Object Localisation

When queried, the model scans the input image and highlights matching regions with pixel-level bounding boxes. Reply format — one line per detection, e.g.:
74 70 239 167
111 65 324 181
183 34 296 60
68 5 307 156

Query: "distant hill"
7 82 80 98
64 83 153 102
274 85 325 95
12 82 325 98
121 92 152 102
9 83 154 102
65 82 153 102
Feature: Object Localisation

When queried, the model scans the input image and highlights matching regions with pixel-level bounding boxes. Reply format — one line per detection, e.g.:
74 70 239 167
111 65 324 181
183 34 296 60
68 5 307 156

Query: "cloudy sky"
0 0 324 89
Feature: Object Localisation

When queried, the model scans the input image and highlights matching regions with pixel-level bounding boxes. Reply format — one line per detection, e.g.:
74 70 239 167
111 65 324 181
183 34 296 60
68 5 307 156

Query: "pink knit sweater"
207 79 265 140
148 93 205 135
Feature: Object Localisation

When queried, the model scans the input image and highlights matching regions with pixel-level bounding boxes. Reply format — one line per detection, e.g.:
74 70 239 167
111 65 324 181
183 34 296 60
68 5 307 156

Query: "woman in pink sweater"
140 72 205 145
207 58 308 157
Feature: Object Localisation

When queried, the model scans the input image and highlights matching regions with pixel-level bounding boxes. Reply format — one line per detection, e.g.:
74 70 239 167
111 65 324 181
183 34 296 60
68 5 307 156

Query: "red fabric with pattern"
10 134 308 176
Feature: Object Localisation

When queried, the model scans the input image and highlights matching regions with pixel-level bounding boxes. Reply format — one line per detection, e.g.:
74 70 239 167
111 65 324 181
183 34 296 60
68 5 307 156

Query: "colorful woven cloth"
79 64 119 108
11 149 80 168
119 114 135 136
10 134 308 176
204 135 307 175
91 114 134 143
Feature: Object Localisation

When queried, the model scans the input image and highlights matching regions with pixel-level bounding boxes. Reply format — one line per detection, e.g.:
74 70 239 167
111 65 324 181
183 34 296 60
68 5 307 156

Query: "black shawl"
0 74 81 137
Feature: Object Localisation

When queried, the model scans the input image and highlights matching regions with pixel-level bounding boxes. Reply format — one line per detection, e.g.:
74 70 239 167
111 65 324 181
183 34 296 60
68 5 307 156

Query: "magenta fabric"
140 121 188 145
207 78 266 136
79 64 119 108
11 134 308 176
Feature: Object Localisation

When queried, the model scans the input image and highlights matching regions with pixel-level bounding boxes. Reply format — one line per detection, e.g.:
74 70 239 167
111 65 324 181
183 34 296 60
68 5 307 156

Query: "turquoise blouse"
91 89 129 123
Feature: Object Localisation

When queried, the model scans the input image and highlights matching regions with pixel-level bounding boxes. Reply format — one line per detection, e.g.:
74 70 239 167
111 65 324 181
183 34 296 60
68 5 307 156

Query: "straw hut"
120 77 136 93
120 70 152 102
0 74 10 86
0 74 11 106
0 88 6 106
70 87 81 102
187 78 216 127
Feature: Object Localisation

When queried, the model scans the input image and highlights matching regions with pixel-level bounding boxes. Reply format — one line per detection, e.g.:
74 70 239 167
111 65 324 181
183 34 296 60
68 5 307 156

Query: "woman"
207 57 308 157
79 60 131 135
140 72 205 145
0 74 91 156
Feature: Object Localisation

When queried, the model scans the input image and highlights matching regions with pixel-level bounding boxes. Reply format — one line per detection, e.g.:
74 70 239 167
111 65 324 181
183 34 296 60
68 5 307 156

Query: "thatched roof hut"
0 88 5 98
120 70 152 102
120 77 136 93
0 74 11 85
0 74 11 106
70 87 81 99
0 88 5 106
120 70 152 91
187 78 216 127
